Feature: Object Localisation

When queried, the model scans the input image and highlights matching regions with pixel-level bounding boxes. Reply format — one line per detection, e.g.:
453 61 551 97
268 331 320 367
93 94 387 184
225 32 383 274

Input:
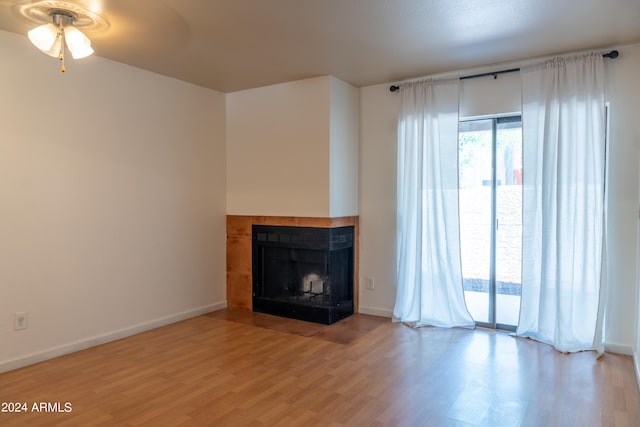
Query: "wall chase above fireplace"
252 225 354 324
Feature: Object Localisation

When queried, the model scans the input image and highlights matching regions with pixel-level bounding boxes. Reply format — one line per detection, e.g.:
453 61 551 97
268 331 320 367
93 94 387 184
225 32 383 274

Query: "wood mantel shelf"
226 215 359 313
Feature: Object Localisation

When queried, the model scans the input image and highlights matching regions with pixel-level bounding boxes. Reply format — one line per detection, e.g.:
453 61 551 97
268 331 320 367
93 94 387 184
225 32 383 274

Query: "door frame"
459 114 521 331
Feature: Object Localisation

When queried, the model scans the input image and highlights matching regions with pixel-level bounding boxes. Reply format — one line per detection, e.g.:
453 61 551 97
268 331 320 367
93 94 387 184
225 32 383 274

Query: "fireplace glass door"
252 225 354 324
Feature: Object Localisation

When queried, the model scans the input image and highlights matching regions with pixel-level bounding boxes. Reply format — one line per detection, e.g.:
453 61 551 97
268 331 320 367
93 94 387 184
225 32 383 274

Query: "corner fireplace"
252 225 354 324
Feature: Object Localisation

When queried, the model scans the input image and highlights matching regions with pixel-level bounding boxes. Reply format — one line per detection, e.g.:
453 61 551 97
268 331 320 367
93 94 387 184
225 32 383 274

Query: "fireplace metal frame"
252 225 354 324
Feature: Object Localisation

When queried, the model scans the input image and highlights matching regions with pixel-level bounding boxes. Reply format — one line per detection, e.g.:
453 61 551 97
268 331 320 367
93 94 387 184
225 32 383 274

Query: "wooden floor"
206 309 389 345
1 310 639 426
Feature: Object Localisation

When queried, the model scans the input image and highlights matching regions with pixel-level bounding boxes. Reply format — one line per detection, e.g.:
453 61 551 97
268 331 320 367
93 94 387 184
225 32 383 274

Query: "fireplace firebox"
252 225 354 324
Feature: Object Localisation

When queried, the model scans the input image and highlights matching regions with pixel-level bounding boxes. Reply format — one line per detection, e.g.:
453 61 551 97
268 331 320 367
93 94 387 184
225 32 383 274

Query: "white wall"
226 76 331 217
357 84 399 316
358 45 640 354
0 29 227 372
226 75 359 218
604 45 640 355
330 77 359 217
636 160 640 382
460 71 521 118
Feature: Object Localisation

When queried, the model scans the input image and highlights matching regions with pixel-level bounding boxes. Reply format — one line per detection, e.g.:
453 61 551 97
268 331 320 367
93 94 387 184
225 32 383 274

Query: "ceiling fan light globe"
43 36 62 58
63 26 94 59
28 23 58 52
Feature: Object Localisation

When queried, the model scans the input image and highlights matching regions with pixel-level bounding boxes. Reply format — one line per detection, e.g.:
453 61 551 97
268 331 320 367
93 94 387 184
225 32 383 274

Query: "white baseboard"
358 305 393 318
603 341 634 355
0 301 227 374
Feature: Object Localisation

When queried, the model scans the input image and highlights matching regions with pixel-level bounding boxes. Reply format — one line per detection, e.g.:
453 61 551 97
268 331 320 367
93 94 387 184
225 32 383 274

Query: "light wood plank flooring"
1 310 639 426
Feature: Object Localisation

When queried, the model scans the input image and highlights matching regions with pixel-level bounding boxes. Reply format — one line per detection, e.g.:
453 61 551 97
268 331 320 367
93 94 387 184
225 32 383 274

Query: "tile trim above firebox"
226 215 359 313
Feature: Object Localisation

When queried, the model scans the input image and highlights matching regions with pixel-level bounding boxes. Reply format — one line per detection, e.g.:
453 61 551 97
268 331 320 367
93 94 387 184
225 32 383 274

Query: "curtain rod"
389 50 619 92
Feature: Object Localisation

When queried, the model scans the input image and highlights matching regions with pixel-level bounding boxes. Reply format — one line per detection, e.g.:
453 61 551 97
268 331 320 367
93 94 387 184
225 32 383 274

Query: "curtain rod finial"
390 85 400 92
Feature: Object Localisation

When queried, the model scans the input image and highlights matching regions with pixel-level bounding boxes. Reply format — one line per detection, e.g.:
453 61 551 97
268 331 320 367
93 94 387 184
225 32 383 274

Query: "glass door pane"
458 119 493 324
459 116 522 329
495 118 522 327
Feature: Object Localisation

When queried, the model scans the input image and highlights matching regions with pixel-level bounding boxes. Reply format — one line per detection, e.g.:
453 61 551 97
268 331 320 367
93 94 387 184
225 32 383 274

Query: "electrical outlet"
13 312 28 331
365 277 375 290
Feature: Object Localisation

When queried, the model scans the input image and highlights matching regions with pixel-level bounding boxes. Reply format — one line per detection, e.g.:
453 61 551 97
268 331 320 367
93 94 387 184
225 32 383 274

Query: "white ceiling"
2 0 640 92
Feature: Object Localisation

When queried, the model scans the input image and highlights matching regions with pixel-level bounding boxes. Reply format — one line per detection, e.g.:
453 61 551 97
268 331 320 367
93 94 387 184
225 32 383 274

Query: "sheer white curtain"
517 53 607 353
393 79 474 328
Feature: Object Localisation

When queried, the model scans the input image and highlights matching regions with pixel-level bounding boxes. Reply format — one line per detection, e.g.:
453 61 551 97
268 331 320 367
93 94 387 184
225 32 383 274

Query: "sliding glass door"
458 116 522 330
